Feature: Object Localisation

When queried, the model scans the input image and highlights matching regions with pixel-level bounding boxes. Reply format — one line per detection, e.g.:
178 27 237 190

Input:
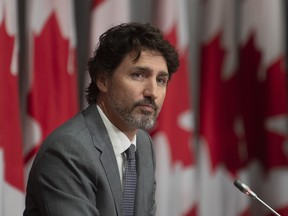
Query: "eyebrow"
132 66 169 76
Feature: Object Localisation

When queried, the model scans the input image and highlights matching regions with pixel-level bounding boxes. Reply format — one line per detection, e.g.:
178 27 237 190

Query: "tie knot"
125 144 136 160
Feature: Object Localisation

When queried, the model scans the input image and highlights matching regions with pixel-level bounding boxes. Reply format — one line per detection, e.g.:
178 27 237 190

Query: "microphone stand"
234 179 281 216
255 195 281 216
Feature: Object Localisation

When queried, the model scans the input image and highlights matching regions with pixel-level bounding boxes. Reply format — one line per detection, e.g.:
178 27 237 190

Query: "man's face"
100 50 169 131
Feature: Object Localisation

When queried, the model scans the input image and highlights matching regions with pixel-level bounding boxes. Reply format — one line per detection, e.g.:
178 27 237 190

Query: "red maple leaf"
0 18 24 191
239 33 288 169
199 33 245 174
200 31 288 175
25 12 78 163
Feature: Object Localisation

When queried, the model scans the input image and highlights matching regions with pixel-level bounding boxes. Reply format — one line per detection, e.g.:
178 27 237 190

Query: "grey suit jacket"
24 105 156 216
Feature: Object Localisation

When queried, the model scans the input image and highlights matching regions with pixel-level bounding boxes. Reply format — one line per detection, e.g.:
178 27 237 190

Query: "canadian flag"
199 0 288 216
198 0 248 215
23 0 79 180
0 0 25 215
151 0 196 215
238 0 288 215
83 0 131 108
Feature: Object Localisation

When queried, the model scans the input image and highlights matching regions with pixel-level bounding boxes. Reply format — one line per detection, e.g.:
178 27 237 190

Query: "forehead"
121 50 168 71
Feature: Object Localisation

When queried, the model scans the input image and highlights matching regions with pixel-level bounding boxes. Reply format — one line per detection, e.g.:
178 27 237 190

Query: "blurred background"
1 0 288 215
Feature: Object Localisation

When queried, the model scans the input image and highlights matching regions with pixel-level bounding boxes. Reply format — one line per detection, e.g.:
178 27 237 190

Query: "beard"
107 93 160 130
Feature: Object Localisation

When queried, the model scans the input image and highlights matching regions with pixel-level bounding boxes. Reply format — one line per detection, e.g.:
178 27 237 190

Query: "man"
24 22 179 216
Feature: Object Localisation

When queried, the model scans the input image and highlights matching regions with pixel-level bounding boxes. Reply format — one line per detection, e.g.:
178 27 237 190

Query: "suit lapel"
135 139 145 216
99 149 124 215
83 105 124 215
134 130 155 216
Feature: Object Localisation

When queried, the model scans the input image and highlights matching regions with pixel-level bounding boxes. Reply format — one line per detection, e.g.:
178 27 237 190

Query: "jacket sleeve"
24 135 101 216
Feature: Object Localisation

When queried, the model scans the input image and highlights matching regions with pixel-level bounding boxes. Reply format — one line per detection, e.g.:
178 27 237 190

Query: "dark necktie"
123 144 137 216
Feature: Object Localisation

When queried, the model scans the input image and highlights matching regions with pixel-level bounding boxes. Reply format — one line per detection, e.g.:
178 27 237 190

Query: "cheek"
157 90 167 107
119 83 143 100
113 86 137 104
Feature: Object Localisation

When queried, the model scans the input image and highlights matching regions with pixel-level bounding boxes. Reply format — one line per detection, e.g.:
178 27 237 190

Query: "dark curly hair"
86 22 179 105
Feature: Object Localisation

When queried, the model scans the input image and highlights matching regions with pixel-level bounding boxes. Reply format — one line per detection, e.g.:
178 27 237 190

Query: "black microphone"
234 179 281 216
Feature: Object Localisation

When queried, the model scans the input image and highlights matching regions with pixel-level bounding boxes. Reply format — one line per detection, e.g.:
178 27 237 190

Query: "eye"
157 76 168 86
131 72 144 79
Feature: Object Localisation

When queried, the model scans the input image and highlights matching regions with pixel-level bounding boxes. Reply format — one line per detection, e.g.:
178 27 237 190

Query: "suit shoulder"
36 112 91 155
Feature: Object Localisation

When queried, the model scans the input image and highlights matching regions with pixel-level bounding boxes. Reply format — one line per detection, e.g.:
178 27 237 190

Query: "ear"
96 73 108 92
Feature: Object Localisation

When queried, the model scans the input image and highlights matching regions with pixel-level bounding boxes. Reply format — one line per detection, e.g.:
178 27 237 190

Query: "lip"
137 104 155 112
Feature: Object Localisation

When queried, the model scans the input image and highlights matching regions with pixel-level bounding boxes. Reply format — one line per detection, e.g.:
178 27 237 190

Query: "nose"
143 79 158 99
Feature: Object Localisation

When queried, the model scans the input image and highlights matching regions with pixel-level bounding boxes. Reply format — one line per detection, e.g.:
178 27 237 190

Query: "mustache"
133 98 158 111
